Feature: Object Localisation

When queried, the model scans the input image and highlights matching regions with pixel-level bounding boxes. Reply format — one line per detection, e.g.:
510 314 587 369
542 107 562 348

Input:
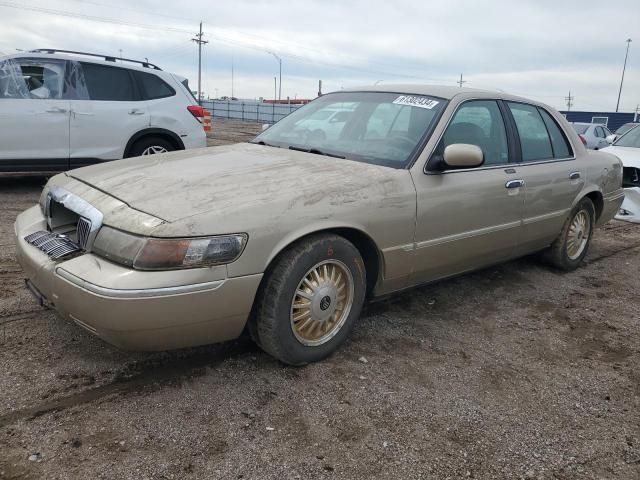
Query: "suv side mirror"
261 124 270 132
606 134 616 144
443 144 484 168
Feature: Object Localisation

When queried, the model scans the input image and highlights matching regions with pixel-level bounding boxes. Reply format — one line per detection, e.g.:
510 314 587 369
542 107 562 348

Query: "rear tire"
543 197 595 271
252 234 366 365
127 136 174 158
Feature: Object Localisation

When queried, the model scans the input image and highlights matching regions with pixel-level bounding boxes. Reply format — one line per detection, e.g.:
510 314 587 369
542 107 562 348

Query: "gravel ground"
1 120 639 479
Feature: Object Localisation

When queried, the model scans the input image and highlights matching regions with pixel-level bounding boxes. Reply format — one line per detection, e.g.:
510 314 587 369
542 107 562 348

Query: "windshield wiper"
250 140 280 148
288 145 345 159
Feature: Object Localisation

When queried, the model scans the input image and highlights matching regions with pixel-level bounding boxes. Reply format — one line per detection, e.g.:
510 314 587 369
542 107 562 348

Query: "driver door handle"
505 179 524 189
46 107 67 114
129 109 145 115
569 171 581 180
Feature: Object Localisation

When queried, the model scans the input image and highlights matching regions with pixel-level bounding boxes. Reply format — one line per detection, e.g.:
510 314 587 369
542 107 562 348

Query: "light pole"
269 52 282 102
616 38 632 112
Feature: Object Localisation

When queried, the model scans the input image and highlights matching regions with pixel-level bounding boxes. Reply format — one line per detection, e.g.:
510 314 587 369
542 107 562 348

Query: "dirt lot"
1 120 639 479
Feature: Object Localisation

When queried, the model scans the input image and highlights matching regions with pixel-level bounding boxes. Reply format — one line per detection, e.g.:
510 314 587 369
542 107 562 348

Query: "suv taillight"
187 105 212 133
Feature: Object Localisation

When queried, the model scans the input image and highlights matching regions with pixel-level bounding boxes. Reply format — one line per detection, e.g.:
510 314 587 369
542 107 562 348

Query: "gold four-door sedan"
15 86 624 365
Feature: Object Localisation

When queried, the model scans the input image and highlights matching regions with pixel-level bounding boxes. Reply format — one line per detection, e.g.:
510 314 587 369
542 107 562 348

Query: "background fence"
200 100 303 124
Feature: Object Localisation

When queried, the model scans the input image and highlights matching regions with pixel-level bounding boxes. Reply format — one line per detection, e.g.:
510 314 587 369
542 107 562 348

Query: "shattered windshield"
253 91 445 168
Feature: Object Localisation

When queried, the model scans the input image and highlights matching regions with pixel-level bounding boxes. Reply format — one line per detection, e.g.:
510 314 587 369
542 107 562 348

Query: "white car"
0 49 208 173
602 125 640 223
571 122 613 150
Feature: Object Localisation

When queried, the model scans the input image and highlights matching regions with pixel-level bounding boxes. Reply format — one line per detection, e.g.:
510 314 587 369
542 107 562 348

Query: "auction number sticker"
392 95 439 109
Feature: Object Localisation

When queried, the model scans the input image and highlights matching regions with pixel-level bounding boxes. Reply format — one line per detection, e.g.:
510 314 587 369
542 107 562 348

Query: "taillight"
187 105 212 133
578 134 587 146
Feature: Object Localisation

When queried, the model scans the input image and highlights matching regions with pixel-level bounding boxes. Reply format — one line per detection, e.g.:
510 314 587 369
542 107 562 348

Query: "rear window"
80 62 136 101
572 124 589 135
134 71 175 100
507 102 553 161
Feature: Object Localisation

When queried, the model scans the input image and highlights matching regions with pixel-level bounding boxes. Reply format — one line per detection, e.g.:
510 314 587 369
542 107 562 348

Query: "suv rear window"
80 62 136 101
134 71 175 100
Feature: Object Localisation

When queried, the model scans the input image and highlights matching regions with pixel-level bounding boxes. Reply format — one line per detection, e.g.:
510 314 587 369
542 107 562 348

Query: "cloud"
0 0 638 111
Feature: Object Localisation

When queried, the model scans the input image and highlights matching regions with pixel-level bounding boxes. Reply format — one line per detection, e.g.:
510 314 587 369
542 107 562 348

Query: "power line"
191 22 208 104
565 91 574 111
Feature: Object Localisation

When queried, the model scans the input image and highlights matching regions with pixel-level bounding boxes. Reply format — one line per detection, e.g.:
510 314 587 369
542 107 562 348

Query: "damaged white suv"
0 49 209 173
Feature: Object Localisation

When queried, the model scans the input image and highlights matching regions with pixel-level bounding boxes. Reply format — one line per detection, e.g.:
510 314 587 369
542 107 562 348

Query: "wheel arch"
124 128 185 158
573 187 604 221
262 225 384 298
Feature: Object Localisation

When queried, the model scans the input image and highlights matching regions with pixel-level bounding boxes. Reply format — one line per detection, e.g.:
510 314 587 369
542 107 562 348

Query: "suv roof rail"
29 49 162 70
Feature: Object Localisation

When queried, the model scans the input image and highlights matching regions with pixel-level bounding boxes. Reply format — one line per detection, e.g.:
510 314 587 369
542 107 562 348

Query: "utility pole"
635 104 640 122
118 49 123 60
457 73 466 88
274 76 277 102
318 80 322 97
231 56 234 98
565 91 574 111
269 52 282 101
616 38 632 113
191 22 208 105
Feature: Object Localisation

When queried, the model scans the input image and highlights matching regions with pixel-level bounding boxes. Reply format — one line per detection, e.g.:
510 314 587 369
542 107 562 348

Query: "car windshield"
616 123 638 136
572 124 590 134
614 125 640 148
252 91 445 168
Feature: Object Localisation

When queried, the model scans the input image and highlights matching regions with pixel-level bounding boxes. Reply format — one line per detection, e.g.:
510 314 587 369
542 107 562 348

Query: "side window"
538 108 572 158
80 62 136 101
507 102 553 161
436 100 509 166
0 58 66 99
134 71 175 100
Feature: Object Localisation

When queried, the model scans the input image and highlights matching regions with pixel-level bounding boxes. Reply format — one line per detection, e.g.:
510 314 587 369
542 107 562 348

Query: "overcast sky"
1 0 638 112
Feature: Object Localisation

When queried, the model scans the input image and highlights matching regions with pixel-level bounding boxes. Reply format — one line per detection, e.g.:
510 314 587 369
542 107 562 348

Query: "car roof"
1 51 170 76
338 84 543 105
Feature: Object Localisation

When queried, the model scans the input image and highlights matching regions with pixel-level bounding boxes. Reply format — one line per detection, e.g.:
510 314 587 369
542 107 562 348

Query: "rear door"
0 57 70 171
68 62 149 167
505 102 584 253
410 99 525 285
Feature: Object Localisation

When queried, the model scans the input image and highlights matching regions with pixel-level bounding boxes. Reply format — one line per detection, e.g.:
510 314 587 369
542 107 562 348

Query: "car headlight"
92 226 247 270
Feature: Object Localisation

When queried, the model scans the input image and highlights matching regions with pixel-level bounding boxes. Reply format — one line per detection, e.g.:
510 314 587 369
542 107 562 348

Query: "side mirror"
261 123 270 132
443 144 484 168
606 134 616 144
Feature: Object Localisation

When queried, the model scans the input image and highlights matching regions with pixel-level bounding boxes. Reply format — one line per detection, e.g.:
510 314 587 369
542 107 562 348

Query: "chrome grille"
24 231 81 259
76 217 92 249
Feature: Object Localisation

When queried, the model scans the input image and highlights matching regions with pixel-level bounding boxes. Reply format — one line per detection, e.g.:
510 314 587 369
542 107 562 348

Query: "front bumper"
615 187 640 224
15 205 262 351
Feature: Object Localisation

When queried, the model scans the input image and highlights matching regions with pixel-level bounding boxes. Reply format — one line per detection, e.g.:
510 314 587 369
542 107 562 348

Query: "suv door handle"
128 109 145 115
569 171 581 180
505 179 524 189
46 107 67 113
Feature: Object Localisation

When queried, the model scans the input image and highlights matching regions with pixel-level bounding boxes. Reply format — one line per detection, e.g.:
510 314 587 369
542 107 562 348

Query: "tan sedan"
15 86 624 364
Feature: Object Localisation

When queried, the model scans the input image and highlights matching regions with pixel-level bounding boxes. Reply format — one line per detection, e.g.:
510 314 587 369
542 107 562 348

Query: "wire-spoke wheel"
141 145 169 155
290 260 355 346
252 234 366 365
566 209 591 260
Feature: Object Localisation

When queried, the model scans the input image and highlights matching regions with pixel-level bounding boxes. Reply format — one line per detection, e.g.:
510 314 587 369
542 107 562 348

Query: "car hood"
66 143 400 224
601 145 640 169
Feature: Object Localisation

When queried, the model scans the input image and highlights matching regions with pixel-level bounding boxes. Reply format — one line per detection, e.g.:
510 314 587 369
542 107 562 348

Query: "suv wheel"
252 234 366 365
128 136 174 157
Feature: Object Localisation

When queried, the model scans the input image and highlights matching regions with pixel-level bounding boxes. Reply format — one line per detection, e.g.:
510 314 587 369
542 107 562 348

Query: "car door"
0 57 70 171
409 99 525 285
505 102 584 253
68 62 149 167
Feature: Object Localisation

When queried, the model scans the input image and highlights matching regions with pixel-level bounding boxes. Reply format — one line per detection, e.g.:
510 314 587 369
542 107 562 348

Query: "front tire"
252 234 366 365
543 197 595 271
